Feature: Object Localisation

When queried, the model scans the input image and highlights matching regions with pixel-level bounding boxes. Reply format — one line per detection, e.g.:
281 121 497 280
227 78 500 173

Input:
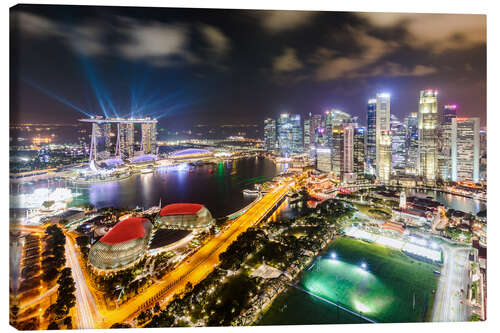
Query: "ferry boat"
243 189 260 196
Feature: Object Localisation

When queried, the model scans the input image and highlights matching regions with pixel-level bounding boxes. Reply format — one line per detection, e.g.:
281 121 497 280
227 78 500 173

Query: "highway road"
93 182 293 327
65 237 101 328
432 243 471 322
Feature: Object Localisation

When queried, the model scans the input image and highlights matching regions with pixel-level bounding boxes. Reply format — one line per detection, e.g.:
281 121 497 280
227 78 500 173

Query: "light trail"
432 244 471 322
65 237 100 329
93 182 293 328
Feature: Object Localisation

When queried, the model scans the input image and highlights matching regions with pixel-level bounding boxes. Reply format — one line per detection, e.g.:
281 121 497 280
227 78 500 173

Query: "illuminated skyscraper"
405 112 419 175
95 122 111 160
277 113 302 156
391 115 407 172
311 114 322 145
119 122 135 159
304 117 311 150
418 89 439 184
438 104 457 180
375 93 391 180
451 117 480 183
332 125 344 176
353 127 366 178
366 99 377 169
141 121 157 154
316 148 333 172
264 118 276 151
290 114 303 154
377 130 392 183
343 124 356 183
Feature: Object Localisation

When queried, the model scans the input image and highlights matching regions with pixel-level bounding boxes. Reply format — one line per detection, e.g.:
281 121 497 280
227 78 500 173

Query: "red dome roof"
100 217 149 245
160 203 204 216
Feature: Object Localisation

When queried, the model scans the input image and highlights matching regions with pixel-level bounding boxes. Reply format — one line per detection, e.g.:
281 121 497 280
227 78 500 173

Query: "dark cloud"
10 5 486 127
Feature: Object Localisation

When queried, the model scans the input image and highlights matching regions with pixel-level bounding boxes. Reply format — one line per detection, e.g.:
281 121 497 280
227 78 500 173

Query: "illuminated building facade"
438 104 457 180
264 118 276 151
405 112 419 175
418 89 439 184
343 124 355 183
141 122 157 154
375 93 391 179
353 127 366 177
277 113 302 156
311 114 322 145
89 217 153 271
366 98 377 169
377 130 392 183
316 148 333 172
119 122 135 159
156 203 214 230
391 116 407 172
332 125 344 175
451 117 480 183
79 117 158 167
304 117 311 150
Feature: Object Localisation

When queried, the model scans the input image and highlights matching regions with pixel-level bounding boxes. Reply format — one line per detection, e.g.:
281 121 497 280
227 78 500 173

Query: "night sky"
10 4 486 129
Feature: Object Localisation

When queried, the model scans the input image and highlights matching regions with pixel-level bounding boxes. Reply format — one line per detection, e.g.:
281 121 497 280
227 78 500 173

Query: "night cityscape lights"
9 5 486 331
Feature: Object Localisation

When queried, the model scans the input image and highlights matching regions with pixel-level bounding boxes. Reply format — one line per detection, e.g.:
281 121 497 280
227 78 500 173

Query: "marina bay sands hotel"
79 117 158 168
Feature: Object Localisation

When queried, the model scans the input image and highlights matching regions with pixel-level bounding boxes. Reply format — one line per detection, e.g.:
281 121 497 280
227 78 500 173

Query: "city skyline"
9 4 487 330
11 5 486 129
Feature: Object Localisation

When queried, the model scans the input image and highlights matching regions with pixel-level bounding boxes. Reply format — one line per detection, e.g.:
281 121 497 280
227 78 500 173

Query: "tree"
63 316 72 329
47 321 59 330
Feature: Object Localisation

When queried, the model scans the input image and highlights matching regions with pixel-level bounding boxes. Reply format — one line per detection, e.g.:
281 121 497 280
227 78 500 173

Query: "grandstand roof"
171 148 212 157
160 203 204 216
100 217 149 244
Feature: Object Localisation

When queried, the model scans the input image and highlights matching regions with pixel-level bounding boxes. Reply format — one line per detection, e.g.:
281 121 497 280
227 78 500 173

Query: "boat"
243 189 260 196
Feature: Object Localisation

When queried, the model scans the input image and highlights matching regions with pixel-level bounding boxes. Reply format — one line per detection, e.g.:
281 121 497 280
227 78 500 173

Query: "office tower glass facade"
418 89 439 184
438 104 457 180
366 99 377 169
451 117 480 183
264 117 276 151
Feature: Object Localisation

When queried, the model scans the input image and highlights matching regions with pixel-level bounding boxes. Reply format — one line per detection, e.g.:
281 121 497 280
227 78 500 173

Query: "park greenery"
136 198 355 328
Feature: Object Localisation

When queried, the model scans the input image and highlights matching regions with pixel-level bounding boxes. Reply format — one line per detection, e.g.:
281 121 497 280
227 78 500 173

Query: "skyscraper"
343 124 355 183
141 121 157 154
291 114 303 154
311 114 322 145
353 127 366 178
375 93 391 180
277 113 302 156
418 89 439 184
366 99 377 169
332 125 344 176
316 148 333 172
451 117 480 183
304 117 311 150
264 118 276 151
391 116 407 172
119 122 135 159
438 104 457 180
405 112 419 175
95 122 111 160
377 130 392 184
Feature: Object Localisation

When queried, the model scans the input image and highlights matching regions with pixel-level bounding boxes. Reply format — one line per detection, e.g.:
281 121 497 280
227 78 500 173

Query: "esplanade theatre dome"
156 203 214 230
89 217 152 270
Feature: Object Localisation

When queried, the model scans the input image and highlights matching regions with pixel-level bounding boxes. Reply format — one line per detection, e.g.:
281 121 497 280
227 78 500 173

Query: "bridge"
90 181 293 327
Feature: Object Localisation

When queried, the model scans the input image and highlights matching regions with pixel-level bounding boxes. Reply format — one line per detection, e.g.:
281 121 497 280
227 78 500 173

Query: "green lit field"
301 237 439 323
